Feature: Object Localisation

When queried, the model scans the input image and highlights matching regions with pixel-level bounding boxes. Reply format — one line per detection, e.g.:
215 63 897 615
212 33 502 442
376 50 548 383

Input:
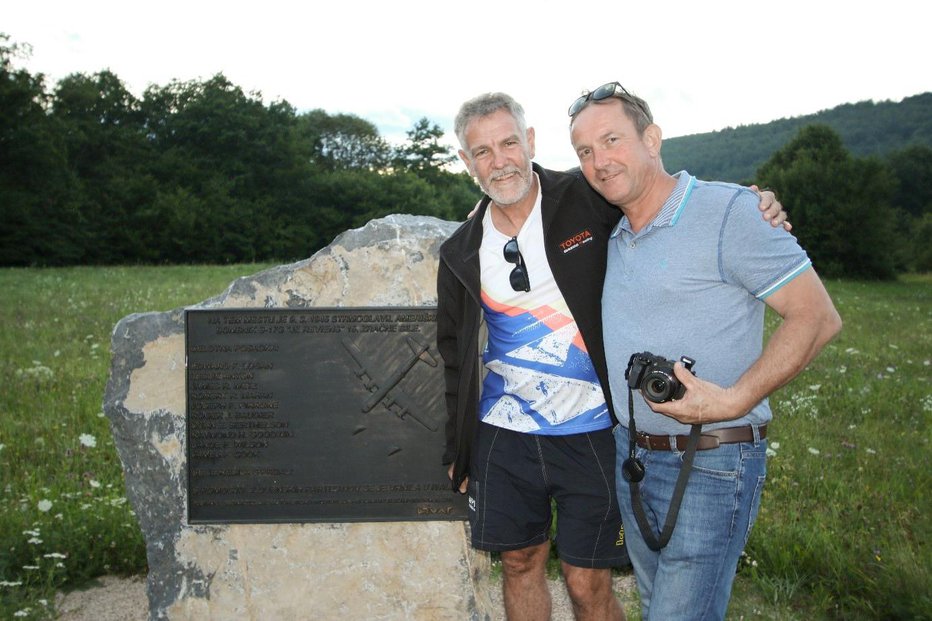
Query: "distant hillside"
662 92 932 183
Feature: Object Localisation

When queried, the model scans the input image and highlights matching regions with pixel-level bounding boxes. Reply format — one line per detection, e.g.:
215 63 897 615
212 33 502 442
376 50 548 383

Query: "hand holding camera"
625 352 696 403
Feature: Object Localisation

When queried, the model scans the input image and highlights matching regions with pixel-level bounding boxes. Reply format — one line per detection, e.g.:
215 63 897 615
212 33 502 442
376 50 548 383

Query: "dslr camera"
625 352 696 403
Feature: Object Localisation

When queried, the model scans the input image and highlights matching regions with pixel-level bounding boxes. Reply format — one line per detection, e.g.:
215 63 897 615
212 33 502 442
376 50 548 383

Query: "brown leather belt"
636 424 767 451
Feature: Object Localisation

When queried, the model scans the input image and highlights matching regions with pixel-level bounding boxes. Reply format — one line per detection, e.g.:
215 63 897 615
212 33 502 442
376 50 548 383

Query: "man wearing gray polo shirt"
568 82 842 620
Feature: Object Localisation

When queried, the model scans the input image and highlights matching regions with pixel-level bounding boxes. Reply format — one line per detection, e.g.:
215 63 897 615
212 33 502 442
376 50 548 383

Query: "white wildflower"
808 384 821 391
89 480 101 488
866 448 877 455
808 447 821 455
79 434 97 448
37 499 52 512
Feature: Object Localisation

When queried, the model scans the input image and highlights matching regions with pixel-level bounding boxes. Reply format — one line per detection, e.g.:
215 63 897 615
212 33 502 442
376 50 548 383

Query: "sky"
6 0 930 172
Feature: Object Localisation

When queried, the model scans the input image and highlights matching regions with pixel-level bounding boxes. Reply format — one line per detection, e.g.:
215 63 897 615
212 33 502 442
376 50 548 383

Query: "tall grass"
0 267 928 619
744 276 930 619
0 265 275 619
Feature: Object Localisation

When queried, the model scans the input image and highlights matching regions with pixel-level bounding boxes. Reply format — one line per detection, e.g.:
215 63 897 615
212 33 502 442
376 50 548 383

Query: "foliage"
4 33 928 275
757 125 899 279
392 117 457 177
662 92 932 183
0 34 480 267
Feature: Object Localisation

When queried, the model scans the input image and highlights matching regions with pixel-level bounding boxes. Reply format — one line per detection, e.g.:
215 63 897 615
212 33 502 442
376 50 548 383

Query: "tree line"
0 35 481 266
662 92 932 183
2 34 929 277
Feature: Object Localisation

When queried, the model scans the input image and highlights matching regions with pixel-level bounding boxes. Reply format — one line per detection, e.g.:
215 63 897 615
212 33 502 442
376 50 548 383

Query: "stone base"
103 216 493 619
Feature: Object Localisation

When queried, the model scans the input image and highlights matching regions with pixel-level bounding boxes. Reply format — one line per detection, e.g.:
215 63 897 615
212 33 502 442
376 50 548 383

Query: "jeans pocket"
680 443 740 479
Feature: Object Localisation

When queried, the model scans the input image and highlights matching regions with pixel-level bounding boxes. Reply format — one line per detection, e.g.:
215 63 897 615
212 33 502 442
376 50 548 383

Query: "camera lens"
643 371 674 403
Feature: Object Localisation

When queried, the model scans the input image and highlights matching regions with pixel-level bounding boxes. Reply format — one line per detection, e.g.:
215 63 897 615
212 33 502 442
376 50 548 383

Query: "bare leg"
562 562 625 621
501 541 552 621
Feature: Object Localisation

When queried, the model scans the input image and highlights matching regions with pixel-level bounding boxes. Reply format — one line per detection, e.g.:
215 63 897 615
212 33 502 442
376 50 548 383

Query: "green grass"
744 275 931 619
0 264 276 619
0 267 929 619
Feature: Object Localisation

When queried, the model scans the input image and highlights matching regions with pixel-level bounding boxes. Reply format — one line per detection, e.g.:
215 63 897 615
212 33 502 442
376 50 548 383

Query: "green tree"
0 34 79 266
53 70 157 262
886 144 932 220
757 124 897 279
393 117 456 177
297 109 391 171
139 74 309 262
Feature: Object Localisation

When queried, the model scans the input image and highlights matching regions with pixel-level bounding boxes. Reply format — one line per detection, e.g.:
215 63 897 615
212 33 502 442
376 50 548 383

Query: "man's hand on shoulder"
751 185 792 232
466 199 482 220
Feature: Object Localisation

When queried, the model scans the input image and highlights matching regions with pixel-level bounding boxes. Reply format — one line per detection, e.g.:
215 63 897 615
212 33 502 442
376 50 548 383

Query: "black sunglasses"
567 81 633 117
503 237 531 292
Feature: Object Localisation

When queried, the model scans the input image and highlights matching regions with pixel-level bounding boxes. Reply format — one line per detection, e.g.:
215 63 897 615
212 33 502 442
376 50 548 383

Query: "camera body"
625 352 696 403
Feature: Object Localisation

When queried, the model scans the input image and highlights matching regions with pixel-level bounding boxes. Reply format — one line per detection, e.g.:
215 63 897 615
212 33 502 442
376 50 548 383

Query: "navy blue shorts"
468 422 628 568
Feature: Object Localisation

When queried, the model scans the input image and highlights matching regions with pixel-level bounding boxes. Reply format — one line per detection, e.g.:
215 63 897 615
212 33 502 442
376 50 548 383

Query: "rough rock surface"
102 215 499 620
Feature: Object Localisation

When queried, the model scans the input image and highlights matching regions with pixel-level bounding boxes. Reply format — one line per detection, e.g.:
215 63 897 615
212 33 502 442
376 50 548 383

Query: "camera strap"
626 386 702 551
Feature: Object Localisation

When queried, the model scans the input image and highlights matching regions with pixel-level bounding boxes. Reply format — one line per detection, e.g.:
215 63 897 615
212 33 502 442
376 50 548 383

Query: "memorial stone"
103 215 493 620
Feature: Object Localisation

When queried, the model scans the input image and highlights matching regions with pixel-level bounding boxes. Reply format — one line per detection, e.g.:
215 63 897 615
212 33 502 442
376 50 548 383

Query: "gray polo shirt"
602 172 812 435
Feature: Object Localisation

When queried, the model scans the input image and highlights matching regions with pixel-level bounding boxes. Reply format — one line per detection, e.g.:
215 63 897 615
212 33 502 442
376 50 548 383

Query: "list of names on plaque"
185 308 466 524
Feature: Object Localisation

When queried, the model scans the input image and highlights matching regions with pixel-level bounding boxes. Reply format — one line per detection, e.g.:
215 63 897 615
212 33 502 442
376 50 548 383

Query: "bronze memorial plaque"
185 307 466 524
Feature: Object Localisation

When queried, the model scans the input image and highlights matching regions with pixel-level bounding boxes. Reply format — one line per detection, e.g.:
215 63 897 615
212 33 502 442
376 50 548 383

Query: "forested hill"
662 92 932 183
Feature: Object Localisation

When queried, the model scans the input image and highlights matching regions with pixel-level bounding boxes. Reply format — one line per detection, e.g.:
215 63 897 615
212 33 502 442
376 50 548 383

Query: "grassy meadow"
0 265 929 620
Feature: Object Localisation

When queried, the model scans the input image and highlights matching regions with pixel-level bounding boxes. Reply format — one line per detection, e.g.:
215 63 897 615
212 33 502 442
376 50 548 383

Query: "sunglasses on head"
503 237 530 292
567 81 634 117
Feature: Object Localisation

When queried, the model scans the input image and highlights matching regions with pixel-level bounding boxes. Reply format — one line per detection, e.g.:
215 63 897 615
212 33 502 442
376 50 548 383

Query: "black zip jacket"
436 163 622 492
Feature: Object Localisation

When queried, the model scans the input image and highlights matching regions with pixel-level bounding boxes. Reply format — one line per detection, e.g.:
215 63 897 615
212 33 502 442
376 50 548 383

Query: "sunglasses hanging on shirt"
503 237 531 292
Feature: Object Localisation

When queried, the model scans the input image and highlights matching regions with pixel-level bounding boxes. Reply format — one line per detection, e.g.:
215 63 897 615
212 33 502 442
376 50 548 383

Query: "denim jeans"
613 424 767 620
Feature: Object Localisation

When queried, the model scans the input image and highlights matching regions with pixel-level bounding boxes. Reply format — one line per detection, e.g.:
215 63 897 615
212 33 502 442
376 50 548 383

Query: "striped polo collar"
611 171 696 238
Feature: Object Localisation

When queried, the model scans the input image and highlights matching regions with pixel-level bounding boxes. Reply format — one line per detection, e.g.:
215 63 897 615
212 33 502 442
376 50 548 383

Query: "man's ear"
644 124 662 157
526 127 536 160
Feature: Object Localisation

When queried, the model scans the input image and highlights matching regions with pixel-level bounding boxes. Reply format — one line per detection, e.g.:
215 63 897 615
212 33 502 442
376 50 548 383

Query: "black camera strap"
625 385 702 551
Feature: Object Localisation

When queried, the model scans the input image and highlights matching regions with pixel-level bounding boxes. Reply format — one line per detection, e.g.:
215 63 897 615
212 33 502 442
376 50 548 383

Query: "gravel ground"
55 573 637 620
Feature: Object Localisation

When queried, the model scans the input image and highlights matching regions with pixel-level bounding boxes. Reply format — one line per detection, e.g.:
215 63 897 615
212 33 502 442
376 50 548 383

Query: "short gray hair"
454 92 528 152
